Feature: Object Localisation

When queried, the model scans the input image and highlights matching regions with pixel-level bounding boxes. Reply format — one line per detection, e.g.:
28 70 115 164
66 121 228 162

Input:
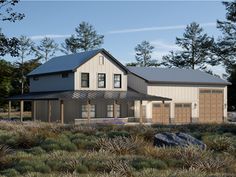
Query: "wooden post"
113 100 117 118
8 101 11 119
32 101 36 121
20 100 23 122
87 100 91 124
60 100 64 124
47 100 51 123
140 100 143 124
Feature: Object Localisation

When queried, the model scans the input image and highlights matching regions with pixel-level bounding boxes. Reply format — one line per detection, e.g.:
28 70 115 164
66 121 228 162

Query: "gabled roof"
127 66 231 85
28 48 128 76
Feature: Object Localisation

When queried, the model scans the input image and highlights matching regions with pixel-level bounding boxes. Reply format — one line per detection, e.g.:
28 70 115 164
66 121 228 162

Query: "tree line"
0 0 236 110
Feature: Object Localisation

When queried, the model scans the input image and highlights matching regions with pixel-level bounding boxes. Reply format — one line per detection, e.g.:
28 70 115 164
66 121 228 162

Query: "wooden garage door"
152 103 170 124
199 89 223 123
175 103 191 124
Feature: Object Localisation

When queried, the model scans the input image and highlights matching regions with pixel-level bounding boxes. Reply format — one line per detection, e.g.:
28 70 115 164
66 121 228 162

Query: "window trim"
81 73 89 88
114 74 122 88
99 56 104 65
98 73 106 88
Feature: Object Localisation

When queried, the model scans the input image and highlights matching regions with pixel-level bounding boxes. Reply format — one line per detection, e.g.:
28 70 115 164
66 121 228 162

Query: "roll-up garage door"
199 89 223 123
175 103 191 124
152 103 170 124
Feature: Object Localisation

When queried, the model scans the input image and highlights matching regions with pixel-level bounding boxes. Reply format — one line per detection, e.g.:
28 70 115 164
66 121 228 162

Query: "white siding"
30 73 74 92
75 53 127 91
128 73 147 94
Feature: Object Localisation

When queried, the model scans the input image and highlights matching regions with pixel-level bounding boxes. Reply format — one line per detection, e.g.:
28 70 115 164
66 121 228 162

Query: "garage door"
175 103 191 124
199 89 223 123
152 103 170 124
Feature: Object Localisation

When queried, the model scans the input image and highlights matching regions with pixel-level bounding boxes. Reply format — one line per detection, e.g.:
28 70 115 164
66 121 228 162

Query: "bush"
203 135 235 152
76 165 88 174
107 131 130 138
132 157 167 170
71 133 97 150
28 146 46 155
0 168 19 177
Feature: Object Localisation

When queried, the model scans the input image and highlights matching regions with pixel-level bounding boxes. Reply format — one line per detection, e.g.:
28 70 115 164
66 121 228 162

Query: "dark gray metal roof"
7 89 171 101
127 67 231 85
28 49 128 76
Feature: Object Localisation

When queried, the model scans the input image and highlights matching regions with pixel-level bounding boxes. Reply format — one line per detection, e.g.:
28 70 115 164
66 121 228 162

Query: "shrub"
96 136 146 155
71 133 97 150
76 164 88 174
107 131 130 138
131 157 167 170
0 168 19 177
203 135 235 152
28 147 46 155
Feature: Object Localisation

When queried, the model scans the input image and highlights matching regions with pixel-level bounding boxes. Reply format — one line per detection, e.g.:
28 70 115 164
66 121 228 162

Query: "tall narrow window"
98 73 106 88
81 73 89 88
82 105 95 118
114 74 121 88
99 56 104 65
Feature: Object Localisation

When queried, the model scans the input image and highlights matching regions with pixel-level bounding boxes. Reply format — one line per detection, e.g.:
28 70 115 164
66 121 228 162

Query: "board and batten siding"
30 73 74 92
147 84 227 120
74 53 127 91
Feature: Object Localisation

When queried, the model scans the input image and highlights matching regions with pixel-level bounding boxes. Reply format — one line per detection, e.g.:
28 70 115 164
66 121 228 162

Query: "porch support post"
47 100 51 123
8 101 11 119
20 100 23 122
140 100 143 124
60 100 64 124
87 100 91 124
113 100 117 119
32 101 36 121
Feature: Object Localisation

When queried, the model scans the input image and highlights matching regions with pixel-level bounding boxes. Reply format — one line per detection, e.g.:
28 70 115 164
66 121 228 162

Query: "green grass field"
0 122 235 177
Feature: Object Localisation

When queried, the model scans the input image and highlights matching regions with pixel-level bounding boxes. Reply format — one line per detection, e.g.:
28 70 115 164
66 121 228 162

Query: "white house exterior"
9 49 230 124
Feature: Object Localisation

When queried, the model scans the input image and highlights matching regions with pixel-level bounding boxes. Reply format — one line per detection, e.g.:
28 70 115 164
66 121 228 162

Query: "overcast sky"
1 0 228 76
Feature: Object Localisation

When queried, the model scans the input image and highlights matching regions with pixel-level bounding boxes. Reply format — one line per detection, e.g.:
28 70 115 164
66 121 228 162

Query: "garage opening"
175 103 191 124
152 103 170 124
199 89 223 123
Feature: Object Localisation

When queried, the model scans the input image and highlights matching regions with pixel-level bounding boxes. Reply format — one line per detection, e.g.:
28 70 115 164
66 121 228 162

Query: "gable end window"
61 72 69 78
114 74 121 88
81 73 89 88
99 56 104 65
98 73 106 88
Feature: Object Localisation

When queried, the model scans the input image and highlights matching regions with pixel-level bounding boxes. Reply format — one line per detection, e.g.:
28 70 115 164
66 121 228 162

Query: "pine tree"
34 37 58 62
162 22 216 70
62 21 104 53
127 40 159 67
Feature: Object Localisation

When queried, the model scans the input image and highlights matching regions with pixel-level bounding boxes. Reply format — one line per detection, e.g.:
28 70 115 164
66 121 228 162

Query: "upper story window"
98 73 106 88
99 56 104 65
33 76 39 81
61 72 69 78
81 73 89 88
114 74 121 88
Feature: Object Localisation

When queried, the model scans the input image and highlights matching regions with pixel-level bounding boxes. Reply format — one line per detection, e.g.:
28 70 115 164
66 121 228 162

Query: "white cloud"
108 22 216 34
30 34 70 40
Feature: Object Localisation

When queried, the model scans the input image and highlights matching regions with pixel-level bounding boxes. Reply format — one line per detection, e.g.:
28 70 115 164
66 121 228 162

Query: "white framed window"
82 105 95 118
99 56 104 65
107 104 120 117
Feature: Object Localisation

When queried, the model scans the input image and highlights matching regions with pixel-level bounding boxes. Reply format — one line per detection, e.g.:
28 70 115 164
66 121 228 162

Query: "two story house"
8 48 230 124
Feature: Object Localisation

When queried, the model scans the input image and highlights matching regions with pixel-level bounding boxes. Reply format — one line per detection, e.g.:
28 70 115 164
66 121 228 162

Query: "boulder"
154 132 206 149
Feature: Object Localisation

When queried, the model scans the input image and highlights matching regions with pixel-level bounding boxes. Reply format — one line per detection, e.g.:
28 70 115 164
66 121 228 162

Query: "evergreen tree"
216 1 236 73
34 37 58 62
127 40 159 67
17 36 35 94
62 21 104 53
162 22 216 70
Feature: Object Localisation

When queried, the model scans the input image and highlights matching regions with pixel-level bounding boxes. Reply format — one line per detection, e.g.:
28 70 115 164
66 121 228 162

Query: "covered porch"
7 89 171 124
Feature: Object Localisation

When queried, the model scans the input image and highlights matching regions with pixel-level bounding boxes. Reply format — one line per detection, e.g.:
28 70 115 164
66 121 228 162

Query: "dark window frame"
98 73 106 88
81 73 89 88
114 74 122 88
